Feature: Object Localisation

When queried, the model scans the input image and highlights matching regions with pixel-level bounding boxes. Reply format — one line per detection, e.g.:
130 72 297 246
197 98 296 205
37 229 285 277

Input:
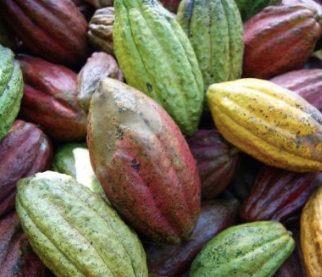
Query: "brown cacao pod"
0 212 49 277
77 52 123 112
240 166 322 222
187 130 240 200
243 4 322 79
0 120 52 219
88 7 114 55
271 69 322 112
18 55 87 142
146 199 239 276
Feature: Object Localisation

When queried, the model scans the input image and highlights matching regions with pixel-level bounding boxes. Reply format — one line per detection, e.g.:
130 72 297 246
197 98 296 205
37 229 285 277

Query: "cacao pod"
187 129 240 199
207 78 322 172
243 4 322 79
190 221 295 277
146 199 239 276
0 0 88 66
16 171 148 277
113 0 204 136
271 69 322 112
88 78 201 244
88 7 115 55
177 0 244 92
240 166 322 222
0 120 52 219
77 52 123 112
0 45 23 143
18 55 87 142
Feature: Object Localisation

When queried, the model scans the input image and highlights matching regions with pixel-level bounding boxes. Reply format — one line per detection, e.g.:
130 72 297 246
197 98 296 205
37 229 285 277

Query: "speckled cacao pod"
0 0 88 66
243 4 322 79
187 130 240 200
0 212 49 277
18 55 87 142
88 78 201 244
77 52 123 112
0 120 52 219
146 199 239 276
240 166 322 222
88 7 114 55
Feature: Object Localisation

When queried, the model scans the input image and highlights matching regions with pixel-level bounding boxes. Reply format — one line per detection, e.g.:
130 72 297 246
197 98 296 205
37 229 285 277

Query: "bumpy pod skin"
18 55 87 142
187 130 240 199
243 4 322 79
16 171 148 277
189 221 295 277
271 69 322 112
0 45 23 143
88 78 201 244
113 0 204 136
0 0 88 66
207 78 322 172
240 166 322 222
177 0 244 92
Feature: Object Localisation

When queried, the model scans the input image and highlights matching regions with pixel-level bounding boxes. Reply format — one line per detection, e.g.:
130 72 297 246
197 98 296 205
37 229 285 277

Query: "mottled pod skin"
16 171 148 277
243 4 322 79
0 0 88 66
271 69 322 112
0 212 48 277
113 0 204 136
189 221 295 277
187 130 240 199
0 120 52 219
177 0 244 92
240 166 322 222
207 79 322 172
18 55 87 142
146 199 239 276
88 78 201 244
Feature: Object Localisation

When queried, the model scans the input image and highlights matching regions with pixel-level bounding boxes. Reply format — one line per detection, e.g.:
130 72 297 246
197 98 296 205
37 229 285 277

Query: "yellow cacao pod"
207 78 322 172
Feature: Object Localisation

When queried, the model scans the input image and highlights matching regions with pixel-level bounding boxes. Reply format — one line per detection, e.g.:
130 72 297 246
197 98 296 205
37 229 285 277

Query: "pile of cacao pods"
2 0 322 276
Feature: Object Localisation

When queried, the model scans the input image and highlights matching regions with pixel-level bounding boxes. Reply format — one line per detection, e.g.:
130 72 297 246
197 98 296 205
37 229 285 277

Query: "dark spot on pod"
131 159 140 172
146 83 153 92
115 125 124 140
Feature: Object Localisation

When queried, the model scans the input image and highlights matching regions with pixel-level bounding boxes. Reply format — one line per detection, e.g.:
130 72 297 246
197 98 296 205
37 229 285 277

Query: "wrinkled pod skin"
88 78 201 244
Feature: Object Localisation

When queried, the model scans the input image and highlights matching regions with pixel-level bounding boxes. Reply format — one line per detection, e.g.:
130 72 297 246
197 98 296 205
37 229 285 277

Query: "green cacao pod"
16 171 148 277
189 221 295 277
52 143 110 204
113 0 204 136
177 0 244 92
0 45 23 143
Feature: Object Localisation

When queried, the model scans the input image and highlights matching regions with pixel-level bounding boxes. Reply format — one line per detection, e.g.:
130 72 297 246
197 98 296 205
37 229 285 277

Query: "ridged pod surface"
177 0 244 92
113 0 204 135
243 4 322 79
207 78 322 172
16 171 148 277
146 200 239 276
0 45 23 143
18 55 87 142
240 166 322 222
190 221 295 277
0 120 52 219
0 0 88 66
88 78 201 244
271 69 322 112
187 129 240 199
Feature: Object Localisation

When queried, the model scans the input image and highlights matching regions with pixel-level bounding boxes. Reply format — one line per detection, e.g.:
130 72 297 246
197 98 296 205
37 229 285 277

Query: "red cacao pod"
18 55 87 142
0 212 49 277
271 69 322 112
159 0 182 12
187 130 240 200
88 78 201 244
243 4 322 79
0 0 88 66
146 199 239 276
0 120 52 219
240 166 322 222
